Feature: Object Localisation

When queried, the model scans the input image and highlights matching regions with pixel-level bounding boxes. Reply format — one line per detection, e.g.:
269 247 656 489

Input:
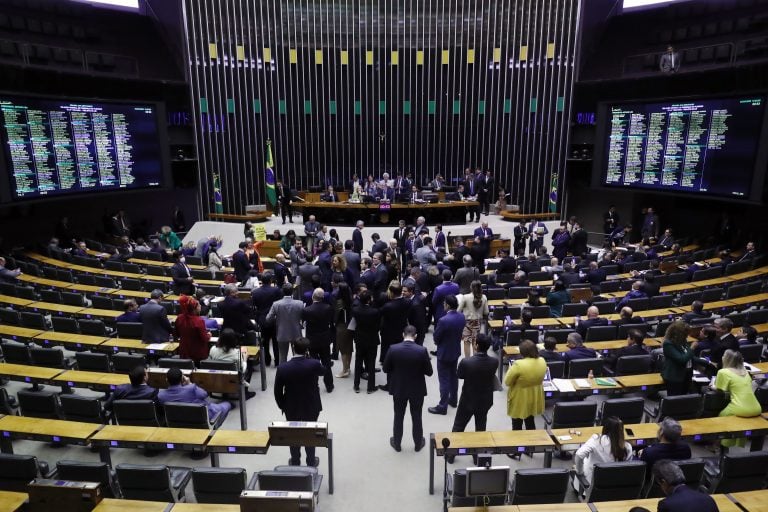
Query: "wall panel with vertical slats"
182 0 580 217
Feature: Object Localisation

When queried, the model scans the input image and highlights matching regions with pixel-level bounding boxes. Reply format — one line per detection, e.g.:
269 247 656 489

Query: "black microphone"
442 438 450 450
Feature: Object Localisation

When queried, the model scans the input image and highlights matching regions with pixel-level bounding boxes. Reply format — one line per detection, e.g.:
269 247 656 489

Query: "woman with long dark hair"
333 280 354 378
574 416 633 494
662 320 710 396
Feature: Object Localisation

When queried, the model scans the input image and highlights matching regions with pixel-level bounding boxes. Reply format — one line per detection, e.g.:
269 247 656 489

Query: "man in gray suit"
288 238 308 275
267 283 306 364
297 261 321 298
343 240 361 278
138 289 172 343
453 254 480 294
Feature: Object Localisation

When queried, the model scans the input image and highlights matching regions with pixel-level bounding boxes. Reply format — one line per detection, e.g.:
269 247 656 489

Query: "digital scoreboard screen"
600 96 765 198
0 96 164 200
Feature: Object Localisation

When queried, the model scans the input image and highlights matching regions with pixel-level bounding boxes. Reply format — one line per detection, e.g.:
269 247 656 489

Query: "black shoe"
354 387 360 393
367 387 378 394
449 401 457 408
326 386 334 393
288 458 301 466
361 372 369 380
415 437 426 452
428 406 447 415
390 437 402 452
429 350 437 356
374 368 382 373
446 455 456 463
308 457 320 467
378 384 389 391
245 390 256 400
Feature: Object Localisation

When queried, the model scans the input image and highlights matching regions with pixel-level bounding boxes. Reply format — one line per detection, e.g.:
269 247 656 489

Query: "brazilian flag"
549 173 558 213
265 140 277 207
213 173 223 214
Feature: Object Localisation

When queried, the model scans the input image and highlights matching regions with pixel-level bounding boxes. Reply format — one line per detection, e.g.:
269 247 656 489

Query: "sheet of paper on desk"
146 343 168 350
574 379 591 388
543 382 558 392
745 363 758 373
553 379 576 392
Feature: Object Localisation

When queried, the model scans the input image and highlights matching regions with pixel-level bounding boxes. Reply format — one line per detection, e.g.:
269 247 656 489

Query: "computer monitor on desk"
465 466 510 499
240 490 315 512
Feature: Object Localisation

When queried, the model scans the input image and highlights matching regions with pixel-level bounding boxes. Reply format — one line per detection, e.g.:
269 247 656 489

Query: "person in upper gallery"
320 185 338 202
429 295 465 415
614 281 648 312
160 366 232 424
116 299 141 323
267 283 306 364
653 460 718 512
104 365 157 412
661 320 712 396
739 241 757 262
353 220 365 254
638 418 692 471
457 280 489 358
504 339 547 438
138 289 172 344
606 328 649 370
614 306 644 326
174 295 210 366
546 281 570 318
110 209 131 238
562 332 598 363
641 207 660 243
539 337 565 362
573 416 633 495
575 306 609 339
428 174 445 190
681 300 712 323
659 44 682 74
0 256 20 283
603 205 620 239
352 290 381 394
276 179 293 224
383 325 433 453
302 288 336 394
252 273 283 366
158 225 182 251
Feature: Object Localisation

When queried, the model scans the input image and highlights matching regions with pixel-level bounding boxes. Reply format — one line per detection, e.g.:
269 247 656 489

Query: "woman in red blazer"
175 295 211 365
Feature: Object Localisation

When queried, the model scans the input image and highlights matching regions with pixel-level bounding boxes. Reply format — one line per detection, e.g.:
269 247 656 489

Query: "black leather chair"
51 316 79 334
617 323 650 339
586 325 617 342
113 399 161 427
121 278 143 291
78 319 109 336
0 307 20 325
645 394 703 422
705 451 768 493
446 467 507 507
123 263 141 274
253 466 323 500
509 468 569 504
158 358 195 370
1 340 32 364
94 276 117 289
199 359 239 371
39 289 62 303
20 311 48 330
562 303 589 318
523 306 551 319
0 388 17 416
700 287 724 302
544 329 574 343
599 397 645 425
56 460 119 498
542 401 596 430
505 330 522 346
610 355 652 376
61 291 87 307
112 353 146 373
740 344 763 363
546 361 566 379
60 394 108 424
568 358 605 379
104 260 124 272
191 467 247 504
0 454 53 492
645 459 706 498
592 301 615 315
579 461 646 502
116 322 144 339
115 464 192 502
15 286 38 301
680 291 702 306
18 389 60 419
30 347 74 369
163 402 223 430
756 383 768 413
90 295 114 310
75 351 111 372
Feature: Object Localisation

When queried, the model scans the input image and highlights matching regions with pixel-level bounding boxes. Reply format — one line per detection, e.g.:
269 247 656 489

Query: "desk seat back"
192 467 247 504
646 459 705 498
510 468 569 504
56 460 117 498
711 451 768 493
0 454 45 492
113 399 161 427
588 461 646 502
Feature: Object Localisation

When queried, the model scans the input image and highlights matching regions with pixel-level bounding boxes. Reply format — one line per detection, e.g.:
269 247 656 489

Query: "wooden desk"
0 362 63 384
27 301 85 315
550 423 659 450
207 429 270 466
92 498 169 512
517 504 591 512
0 415 100 453
53 370 129 391
729 293 768 306
173 505 240 512
76 308 122 320
99 338 179 355
0 294 35 307
729 490 768 512
615 373 666 392
34 331 109 350
145 427 211 449
90 425 155 446
593 494 739 512
0 324 45 342
748 361 768 376
0 491 28 512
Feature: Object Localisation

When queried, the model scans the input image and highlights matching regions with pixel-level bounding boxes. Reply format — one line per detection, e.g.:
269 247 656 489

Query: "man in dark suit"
378 282 412 390
451 333 498 433
711 317 741 368
585 261 607 292
232 242 252 284
377 183 394 201
252 273 283 366
653 460 718 512
219 284 256 341
353 220 365 254
359 257 376 292
351 290 381 393
641 272 660 298
557 263 582 288
383 325 433 452
606 328 649 370
429 295 465 415
393 220 411 271
138 289 172 343
301 288 336 393
320 185 338 202
563 333 598 363
403 283 426 345
370 233 388 257
469 237 486 274
739 241 756 262
473 221 493 259
104 365 158 411
406 185 422 203
575 306 609 339
603 205 619 238
464 172 480 222
570 223 588 257
276 180 293 224
272 253 292 287
371 253 389 300
681 301 711 323
342 240 361 277
478 169 494 216
513 222 528 257
274 337 326 467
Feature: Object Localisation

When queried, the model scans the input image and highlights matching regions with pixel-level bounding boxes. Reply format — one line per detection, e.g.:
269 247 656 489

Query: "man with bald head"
575 305 608 339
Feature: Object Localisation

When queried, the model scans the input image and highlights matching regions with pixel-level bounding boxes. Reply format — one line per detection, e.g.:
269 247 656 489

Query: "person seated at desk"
539 336 564 362
405 184 422 203
219 283 257 343
105 365 158 412
585 261 607 292
653 459 718 512
209 328 256 399
681 300 711 323
639 417 691 471
320 186 338 202
714 349 762 449
546 281 570 318
615 281 648 312
692 325 719 358
573 416 633 495
428 174 445 190
562 333 598 363
658 228 675 250
158 367 232 422
377 183 395 202
614 306 644 326
606 328 649 369
138 289 172 344
737 325 758 346
503 270 529 291
575 305 608 339
116 299 141 323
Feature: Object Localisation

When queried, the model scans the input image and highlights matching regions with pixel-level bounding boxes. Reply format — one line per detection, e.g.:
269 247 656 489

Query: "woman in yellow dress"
504 339 547 434
716 349 762 448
